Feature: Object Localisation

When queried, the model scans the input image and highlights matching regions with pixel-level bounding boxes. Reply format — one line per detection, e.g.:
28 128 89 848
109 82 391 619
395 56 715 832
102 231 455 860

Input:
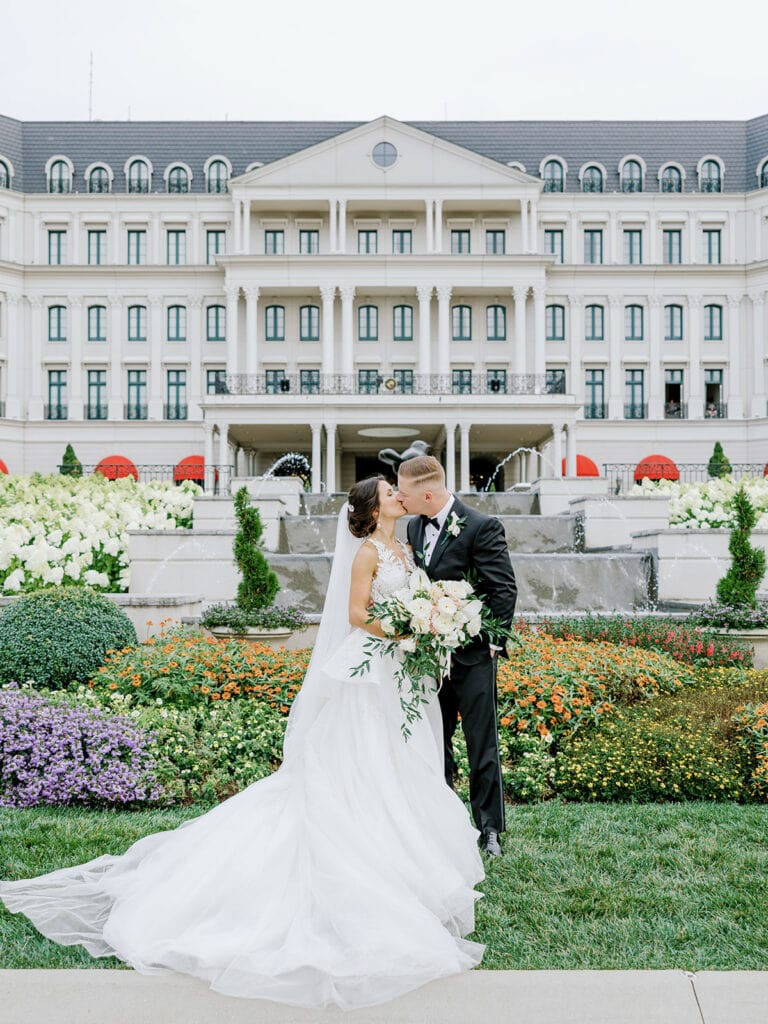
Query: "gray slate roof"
1 113 767 194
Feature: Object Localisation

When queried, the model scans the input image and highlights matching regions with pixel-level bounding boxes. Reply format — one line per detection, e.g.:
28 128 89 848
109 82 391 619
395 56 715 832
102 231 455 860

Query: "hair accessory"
348 504 354 512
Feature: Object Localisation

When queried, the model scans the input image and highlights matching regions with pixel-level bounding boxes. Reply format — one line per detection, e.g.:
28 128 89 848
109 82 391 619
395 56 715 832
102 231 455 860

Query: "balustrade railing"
57 463 232 492
217 373 560 397
605 462 766 493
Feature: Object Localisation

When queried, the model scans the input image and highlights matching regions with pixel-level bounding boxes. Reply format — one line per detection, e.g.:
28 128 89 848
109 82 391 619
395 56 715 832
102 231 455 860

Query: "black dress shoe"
480 830 502 857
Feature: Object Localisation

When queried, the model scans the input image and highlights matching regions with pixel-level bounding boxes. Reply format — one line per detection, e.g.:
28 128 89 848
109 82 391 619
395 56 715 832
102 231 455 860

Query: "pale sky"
3 0 767 124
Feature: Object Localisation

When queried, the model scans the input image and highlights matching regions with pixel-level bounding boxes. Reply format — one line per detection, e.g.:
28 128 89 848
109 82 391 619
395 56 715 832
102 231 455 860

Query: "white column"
754 209 763 262
148 297 163 418
339 286 355 375
203 421 214 491
190 215 200 266
151 213 161 264
687 295 703 419
111 213 119 265
68 297 84 419
7 294 24 418
325 422 337 493
187 297 202 420
529 201 538 252
513 285 527 376
436 285 451 376
568 295 583 406
338 200 347 254
444 423 457 491
459 423 470 492
688 213 697 263
311 422 322 492
32 215 41 265
728 211 737 263
434 200 443 254
320 285 336 376
71 215 81 264
649 214 658 265
242 201 250 254
217 424 230 489
519 451 528 484
28 297 43 418
225 285 240 376
532 285 546 381
608 296 623 417
565 422 577 478
551 424 563 478
727 295 743 418
521 200 529 253
608 212 617 264
329 199 337 254
417 284 432 377
425 199 433 254
108 296 123 420
244 286 259 376
570 216 580 265
234 198 242 253
648 297 663 419
750 291 766 417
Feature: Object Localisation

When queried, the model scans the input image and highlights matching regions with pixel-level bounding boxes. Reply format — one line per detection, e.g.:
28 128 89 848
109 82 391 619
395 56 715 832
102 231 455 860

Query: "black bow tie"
421 516 440 529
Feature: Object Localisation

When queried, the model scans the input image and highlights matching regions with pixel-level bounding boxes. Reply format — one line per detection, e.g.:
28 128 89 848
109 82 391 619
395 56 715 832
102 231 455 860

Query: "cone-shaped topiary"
716 487 766 609
60 443 83 477
233 487 279 613
707 441 732 479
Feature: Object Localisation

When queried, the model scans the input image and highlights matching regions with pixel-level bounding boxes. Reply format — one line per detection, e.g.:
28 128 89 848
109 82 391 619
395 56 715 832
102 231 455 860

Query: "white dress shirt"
423 495 455 565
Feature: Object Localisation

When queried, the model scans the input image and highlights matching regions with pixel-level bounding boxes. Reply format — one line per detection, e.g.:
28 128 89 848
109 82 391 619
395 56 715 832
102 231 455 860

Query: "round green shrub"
0 587 138 690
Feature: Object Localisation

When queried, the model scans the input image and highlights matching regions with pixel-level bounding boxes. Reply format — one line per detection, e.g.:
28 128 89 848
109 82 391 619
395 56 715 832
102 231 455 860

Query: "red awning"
0 459 8 475
94 455 139 481
561 454 600 477
634 454 679 482
174 455 207 482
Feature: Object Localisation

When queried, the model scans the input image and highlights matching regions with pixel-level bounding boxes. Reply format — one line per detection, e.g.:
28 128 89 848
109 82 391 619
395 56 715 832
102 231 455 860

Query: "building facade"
1 112 768 491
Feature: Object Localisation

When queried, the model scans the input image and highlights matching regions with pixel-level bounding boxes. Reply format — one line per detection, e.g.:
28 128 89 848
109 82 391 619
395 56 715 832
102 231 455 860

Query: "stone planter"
713 629 768 668
207 625 294 649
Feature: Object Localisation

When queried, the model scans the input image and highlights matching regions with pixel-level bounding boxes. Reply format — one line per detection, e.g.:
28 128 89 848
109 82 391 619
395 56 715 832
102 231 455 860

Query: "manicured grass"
1 802 767 971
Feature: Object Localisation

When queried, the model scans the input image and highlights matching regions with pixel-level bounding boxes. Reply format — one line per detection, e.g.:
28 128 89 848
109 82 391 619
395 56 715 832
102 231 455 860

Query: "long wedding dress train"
0 535 485 1009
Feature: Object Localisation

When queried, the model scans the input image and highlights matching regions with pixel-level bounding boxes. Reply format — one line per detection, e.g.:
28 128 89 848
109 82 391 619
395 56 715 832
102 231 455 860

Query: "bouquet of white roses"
352 568 511 738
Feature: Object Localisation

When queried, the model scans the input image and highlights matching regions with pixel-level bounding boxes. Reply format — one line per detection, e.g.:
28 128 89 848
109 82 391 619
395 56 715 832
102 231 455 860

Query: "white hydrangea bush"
632 475 768 529
0 474 200 593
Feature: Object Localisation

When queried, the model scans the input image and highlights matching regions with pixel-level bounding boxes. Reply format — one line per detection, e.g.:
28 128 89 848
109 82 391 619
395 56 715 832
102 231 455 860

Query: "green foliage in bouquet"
716 486 766 610
707 441 732 479
0 588 137 690
59 443 82 478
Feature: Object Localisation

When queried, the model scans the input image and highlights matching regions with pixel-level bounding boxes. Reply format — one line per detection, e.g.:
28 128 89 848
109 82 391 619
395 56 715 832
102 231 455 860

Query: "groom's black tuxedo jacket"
406 497 517 666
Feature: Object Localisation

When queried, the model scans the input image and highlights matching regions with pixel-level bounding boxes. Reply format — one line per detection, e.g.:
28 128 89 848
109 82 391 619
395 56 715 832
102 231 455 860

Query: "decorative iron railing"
216 373 562 397
57 463 233 492
45 404 68 420
605 462 766 494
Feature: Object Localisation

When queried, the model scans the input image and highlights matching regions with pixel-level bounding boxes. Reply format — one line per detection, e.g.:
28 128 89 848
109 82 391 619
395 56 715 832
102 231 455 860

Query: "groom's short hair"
398 455 445 488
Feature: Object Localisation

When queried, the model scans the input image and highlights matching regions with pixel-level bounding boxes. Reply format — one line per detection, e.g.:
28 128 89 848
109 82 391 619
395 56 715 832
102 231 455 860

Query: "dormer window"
88 166 111 193
582 166 603 193
621 160 642 193
700 159 722 193
207 159 229 194
167 166 189 194
127 159 150 194
542 160 564 192
48 160 71 194
661 166 683 193
761 161 768 189
0 160 11 189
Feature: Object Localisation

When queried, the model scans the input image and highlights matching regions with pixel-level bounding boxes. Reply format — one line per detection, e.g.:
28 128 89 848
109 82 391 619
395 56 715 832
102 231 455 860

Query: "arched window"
704 304 723 341
664 304 684 341
0 160 11 189
761 161 768 189
542 160 564 193
127 304 147 342
127 159 150 193
585 304 604 341
661 166 682 193
357 304 378 341
625 304 644 340
48 160 71 194
452 304 472 340
88 166 110 193
87 304 107 341
167 305 187 342
207 304 226 341
265 304 285 341
701 160 722 193
621 160 642 193
582 166 603 193
545 304 565 341
167 166 189 194
392 304 413 341
486 304 506 341
300 304 320 341
48 305 67 342
206 159 229 194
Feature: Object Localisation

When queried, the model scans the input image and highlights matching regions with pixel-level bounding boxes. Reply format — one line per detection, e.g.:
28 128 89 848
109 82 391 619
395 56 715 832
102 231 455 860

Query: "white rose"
380 616 396 636
398 637 417 654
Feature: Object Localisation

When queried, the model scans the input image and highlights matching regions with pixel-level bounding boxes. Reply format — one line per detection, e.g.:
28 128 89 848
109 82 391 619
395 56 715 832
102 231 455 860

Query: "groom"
397 455 517 857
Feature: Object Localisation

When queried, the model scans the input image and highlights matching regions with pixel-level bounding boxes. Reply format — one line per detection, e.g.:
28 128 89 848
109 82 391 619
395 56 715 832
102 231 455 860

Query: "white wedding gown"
0 537 485 1009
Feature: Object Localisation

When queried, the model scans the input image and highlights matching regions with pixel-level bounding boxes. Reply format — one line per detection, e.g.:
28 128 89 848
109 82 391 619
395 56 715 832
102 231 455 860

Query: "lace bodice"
368 538 415 603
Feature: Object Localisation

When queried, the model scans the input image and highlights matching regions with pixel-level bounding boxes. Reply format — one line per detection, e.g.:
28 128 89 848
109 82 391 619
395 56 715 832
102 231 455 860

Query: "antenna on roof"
88 51 94 121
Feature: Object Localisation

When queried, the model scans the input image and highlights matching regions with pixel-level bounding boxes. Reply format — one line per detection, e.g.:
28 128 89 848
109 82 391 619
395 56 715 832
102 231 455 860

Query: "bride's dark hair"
347 475 386 538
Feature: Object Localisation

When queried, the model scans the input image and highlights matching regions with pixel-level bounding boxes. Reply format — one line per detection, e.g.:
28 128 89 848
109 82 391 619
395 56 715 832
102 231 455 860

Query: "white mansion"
1 112 768 491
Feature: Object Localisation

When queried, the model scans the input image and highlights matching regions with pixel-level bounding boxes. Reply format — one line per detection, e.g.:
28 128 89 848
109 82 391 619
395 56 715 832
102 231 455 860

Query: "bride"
0 476 486 1010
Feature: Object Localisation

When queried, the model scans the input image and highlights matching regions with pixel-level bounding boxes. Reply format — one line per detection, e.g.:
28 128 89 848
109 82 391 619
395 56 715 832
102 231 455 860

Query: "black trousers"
438 653 505 835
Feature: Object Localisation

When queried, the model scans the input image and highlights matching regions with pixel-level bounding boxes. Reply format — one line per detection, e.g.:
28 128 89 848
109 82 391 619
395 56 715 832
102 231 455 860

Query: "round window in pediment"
372 142 398 168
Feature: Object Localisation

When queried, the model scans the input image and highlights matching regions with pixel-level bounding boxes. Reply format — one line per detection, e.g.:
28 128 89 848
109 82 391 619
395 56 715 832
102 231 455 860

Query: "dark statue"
377 439 431 471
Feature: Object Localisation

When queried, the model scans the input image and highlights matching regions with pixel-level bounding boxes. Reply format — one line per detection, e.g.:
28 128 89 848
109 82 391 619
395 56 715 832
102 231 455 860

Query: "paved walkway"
1 969 766 1024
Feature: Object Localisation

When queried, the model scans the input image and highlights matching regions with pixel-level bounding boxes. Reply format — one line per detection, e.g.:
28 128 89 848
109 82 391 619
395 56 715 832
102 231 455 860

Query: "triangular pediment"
232 116 540 193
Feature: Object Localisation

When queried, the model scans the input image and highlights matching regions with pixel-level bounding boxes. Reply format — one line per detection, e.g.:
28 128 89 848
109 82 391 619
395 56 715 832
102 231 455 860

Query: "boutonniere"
444 512 467 540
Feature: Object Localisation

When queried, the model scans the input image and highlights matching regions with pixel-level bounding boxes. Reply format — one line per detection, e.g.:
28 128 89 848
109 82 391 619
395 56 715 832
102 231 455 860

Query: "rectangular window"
704 305 723 341
665 305 683 340
48 306 66 342
300 369 320 394
623 229 643 265
357 369 380 394
166 369 187 420
625 306 644 341
127 229 147 265
544 229 564 264
358 306 378 341
265 370 288 394
206 230 225 265
87 229 106 265
393 305 413 341
300 306 320 341
358 230 378 254
451 230 471 255
393 369 414 394
704 229 722 265
486 369 507 393
585 369 605 418
87 369 107 420
207 305 226 341
546 369 566 394
583 229 603 265
299 229 319 255
663 229 682 265
265 306 285 341
48 230 66 265
264 230 284 255
392 230 412 254
207 369 227 394
485 229 505 255
167 306 187 342
451 369 472 394
486 305 506 341
452 306 472 341
624 369 645 418
128 305 147 342
704 368 724 417
166 229 186 265
47 369 67 420
126 369 147 419
88 306 106 342
585 305 604 341
546 305 565 341
664 368 684 418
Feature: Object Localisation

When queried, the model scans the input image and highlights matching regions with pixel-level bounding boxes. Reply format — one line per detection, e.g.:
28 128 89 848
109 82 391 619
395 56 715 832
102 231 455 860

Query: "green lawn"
1 802 767 971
